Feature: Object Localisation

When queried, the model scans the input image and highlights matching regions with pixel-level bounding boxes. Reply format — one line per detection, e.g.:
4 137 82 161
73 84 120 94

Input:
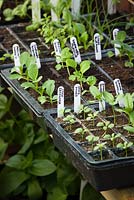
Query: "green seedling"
97 121 114 136
112 31 134 67
86 111 99 126
94 142 107 160
115 93 134 126
55 47 74 76
78 105 92 120
123 125 134 134
117 141 133 157
63 114 76 131
103 133 121 148
69 60 91 89
74 127 89 140
38 79 57 105
3 0 30 21
86 135 99 151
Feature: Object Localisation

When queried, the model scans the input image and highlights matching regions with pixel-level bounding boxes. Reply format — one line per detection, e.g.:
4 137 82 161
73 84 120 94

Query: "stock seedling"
94 142 107 160
86 135 99 151
103 133 121 148
117 141 133 157
74 127 89 140
97 120 114 136
63 114 76 131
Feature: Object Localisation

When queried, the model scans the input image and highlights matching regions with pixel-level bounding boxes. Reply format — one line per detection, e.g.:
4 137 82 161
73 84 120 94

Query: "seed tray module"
44 106 134 191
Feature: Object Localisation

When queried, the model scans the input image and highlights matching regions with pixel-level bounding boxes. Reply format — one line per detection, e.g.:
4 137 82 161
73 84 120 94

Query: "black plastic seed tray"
44 107 134 191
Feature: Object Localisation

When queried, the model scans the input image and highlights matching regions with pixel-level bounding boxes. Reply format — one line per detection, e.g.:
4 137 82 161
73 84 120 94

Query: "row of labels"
54 28 120 63
57 78 124 118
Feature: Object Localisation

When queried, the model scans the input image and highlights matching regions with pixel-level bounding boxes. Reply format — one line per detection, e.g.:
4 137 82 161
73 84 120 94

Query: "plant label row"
70 37 81 64
113 28 120 57
57 86 64 118
74 84 81 114
53 39 61 63
98 81 106 112
94 33 102 60
114 78 124 107
30 42 41 69
12 44 21 73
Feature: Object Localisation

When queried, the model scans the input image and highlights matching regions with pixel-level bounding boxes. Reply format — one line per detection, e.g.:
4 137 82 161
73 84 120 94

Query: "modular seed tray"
44 107 134 191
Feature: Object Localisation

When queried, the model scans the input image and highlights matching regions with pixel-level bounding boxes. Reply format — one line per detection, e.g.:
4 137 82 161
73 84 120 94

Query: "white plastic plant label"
50 0 58 21
53 39 61 63
94 33 102 60
71 0 81 17
114 78 124 107
113 28 120 56
57 86 64 118
70 36 81 64
107 0 116 15
31 0 41 22
74 84 81 114
30 42 41 69
12 44 21 73
98 81 106 112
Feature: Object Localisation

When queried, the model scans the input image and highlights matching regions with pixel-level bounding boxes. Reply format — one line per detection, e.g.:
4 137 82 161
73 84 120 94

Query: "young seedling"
79 105 92 120
94 142 107 160
74 127 89 140
86 111 99 126
112 31 134 67
123 125 134 134
55 47 75 76
86 135 99 151
38 79 57 105
115 93 134 126
117 141 133 157
103 133 121 148
97 120 114 136
69 60 91 89
63 114 76 131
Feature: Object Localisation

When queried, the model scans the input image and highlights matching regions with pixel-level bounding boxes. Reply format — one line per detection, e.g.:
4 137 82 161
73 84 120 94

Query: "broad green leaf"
69 74 76 81
103 91 115 105
38 96 47 104
0 169 30 198
80 60 91 74
0 138 8 160
116 31 126 42
20 52 31 66
86 76 96 86
28 159 56 176
124 125 134 133
27 64 38 81
129 111 134 126
81 31 88 43
74 128 82 134
6 154 30 170
96 122 104 127
107 51 114 58
3 8 14 21
43 79 55 97
21 82 35 90
55 64 62 71
66 59 77 68
18 131 34 154
47 186 67 200
10 74 23 80
90 85 101 99
28 178 42 200
124 93 133 112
